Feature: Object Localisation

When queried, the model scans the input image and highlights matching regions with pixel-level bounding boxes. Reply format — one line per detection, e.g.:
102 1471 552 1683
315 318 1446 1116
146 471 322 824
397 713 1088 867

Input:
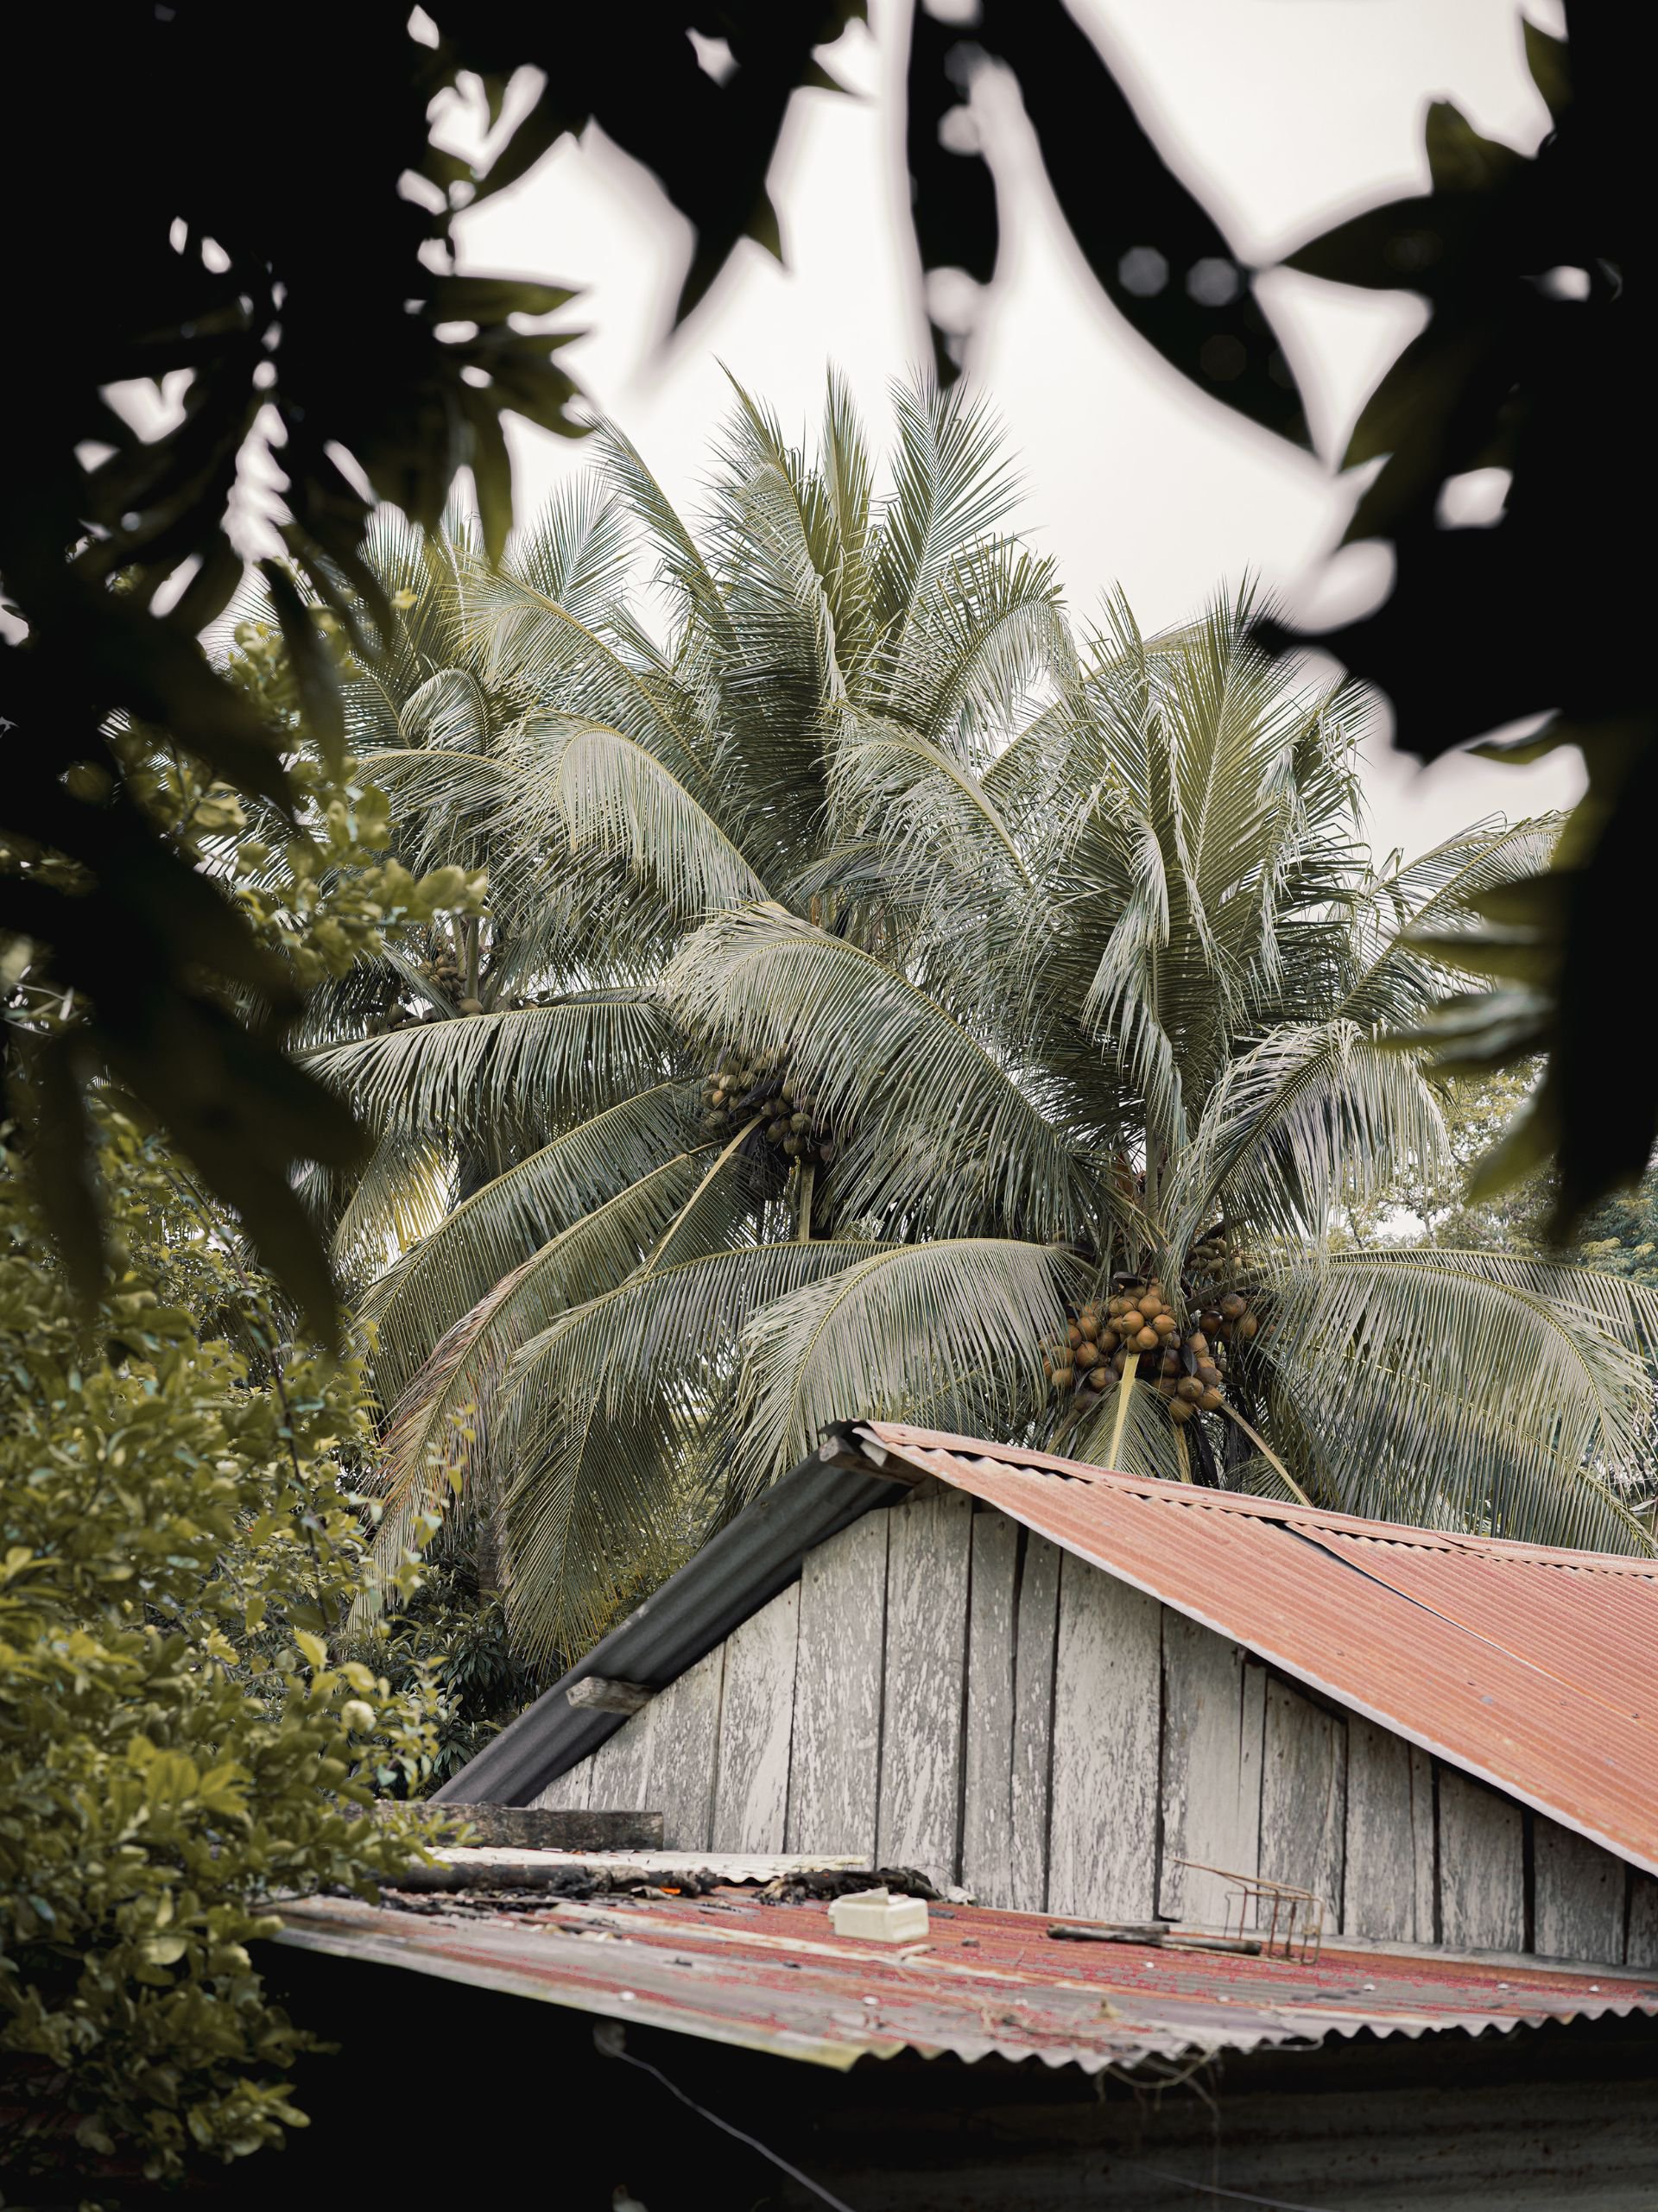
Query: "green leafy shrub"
0 1107 446 2190
348 1544 550 1794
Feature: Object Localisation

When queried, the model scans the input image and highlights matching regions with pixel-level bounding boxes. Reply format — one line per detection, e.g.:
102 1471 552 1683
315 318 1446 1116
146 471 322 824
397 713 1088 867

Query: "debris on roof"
389 1849 914 1895
275 1885 1658 2076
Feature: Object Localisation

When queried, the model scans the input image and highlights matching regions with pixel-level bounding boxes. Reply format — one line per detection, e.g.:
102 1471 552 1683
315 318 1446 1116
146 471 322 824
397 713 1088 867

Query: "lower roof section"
275 1887 1658 2076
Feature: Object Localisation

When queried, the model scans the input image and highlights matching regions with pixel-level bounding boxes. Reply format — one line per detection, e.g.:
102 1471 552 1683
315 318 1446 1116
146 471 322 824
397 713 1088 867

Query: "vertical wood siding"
1008 1531 1062 1912
1157 1617 1263 1928
1048 1549 1162 1920
1534 1814 1627 1962
876 1488 972 1870
1345 1721 1431 1942
959 1511 1019 1906
784 1511 889 1857
542 1492 1640 1962
1260 1678 1348 1927
642 1646 724 1852
711 1583 799 1854
1438 1768 1527 1952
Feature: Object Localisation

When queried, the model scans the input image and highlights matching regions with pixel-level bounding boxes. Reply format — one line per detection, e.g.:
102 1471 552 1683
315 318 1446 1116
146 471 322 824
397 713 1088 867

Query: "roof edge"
434 1431 908 1806
865 1428 1658 1881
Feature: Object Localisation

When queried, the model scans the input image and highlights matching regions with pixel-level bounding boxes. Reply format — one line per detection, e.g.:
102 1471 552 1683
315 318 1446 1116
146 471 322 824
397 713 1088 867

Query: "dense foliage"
0 1109 448 2189
279 381 1658 1668
18 0 1295 1330
345 1545 550 1792
0 713 484 2186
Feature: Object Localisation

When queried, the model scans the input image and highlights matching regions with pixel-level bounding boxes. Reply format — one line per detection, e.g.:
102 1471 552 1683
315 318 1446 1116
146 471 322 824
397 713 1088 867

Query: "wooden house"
441 1421 1658 1969
244 1421 1658 2210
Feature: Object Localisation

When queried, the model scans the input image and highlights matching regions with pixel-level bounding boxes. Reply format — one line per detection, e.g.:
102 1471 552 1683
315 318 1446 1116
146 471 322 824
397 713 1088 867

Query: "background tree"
1361 1066 1658 1294
35 1 1607 1330
288 382 1657 1665
914 7 1652 1229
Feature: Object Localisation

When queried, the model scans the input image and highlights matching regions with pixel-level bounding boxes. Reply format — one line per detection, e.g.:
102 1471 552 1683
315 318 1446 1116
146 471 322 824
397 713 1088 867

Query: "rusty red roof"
276 1887 1658 2074
859 1422 1658 1879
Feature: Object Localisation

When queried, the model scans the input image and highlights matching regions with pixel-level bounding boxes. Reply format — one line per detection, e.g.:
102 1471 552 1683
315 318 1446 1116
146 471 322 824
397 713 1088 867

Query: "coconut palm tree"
298 376 1658 1661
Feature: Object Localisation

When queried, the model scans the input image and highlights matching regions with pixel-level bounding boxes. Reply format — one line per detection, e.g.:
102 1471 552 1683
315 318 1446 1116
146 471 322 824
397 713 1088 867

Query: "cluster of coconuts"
700 1046 838 1167
368 943 485 1033
1043 1259 1262 1425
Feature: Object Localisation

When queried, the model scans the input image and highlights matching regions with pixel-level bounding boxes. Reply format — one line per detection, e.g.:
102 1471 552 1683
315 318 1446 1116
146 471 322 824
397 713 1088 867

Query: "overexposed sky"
446 0 1579 866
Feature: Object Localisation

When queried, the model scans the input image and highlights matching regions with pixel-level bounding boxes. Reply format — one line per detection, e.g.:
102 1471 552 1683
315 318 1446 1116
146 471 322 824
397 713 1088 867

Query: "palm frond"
360 1082 699 1405
871 379 1023 673
730 1236 1075 1495
596 418 735 652
497 476 636 632
492 711 771 918
359 1152 719 1611
499 1238 889 1656
304 995 681 1146
1164 1020 1449 1253
452 558 714 793
1255 1247 1658 1552
661 904 1096 1241
1338 817 1560 1030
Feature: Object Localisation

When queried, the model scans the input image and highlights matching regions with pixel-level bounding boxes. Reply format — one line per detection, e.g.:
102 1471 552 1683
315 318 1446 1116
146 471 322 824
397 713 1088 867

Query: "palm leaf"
360 1081 699 1404
1255 1246 1658 1552
304 994 681 1145
730 1236 1076 1493
661 903 1097 1241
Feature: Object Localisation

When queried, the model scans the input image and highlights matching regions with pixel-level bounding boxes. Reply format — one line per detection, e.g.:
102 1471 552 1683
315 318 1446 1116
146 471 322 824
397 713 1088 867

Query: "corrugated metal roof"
860 1422 1658 1879
275 1888 1658 2076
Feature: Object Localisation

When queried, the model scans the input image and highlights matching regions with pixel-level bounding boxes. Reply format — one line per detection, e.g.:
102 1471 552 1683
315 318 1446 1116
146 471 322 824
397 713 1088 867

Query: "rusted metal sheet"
859 1424 1658 1878
275 1887 1658 2076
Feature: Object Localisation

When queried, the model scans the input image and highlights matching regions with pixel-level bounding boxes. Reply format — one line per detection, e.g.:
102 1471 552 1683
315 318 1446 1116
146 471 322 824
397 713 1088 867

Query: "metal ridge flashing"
858 1422 1658 1573
433 1433 909 1806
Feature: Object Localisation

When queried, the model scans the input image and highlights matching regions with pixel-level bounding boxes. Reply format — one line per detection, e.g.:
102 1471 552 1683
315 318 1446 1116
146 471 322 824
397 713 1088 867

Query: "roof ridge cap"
863 1423 1658 1574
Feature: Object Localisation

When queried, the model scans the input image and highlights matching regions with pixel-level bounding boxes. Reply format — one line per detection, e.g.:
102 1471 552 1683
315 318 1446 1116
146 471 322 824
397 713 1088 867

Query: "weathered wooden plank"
1408 1746 1437 1942
786 1510 889 1858
712 1583 800 1855
1344 1719 1422 1942
1157 1615 1264 1928
1047 1552 1161 1921
1258 1679 1346 1931
1437 1766 1525 1952
877 1488 974 1877
585 1692 656 1814
960 1510 1019 1906
1009 1531 1063 1912
387 1804 661 1854
531 1749 592 1813
643 1645 724 1851
1626 1873 1658 1966
1534 1817 1627 1963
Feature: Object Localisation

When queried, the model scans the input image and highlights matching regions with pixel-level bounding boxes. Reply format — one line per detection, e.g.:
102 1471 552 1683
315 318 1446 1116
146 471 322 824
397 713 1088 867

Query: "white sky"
447 0 1579 867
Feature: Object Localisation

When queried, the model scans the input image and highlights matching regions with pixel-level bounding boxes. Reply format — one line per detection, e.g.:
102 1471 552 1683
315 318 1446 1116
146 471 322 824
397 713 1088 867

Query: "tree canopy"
282 381 1658 1661
16 7 1630 1331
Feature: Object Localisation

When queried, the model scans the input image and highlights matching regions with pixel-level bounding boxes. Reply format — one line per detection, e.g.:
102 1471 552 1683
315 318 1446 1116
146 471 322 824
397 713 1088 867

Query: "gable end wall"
536 1492 1652 1964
